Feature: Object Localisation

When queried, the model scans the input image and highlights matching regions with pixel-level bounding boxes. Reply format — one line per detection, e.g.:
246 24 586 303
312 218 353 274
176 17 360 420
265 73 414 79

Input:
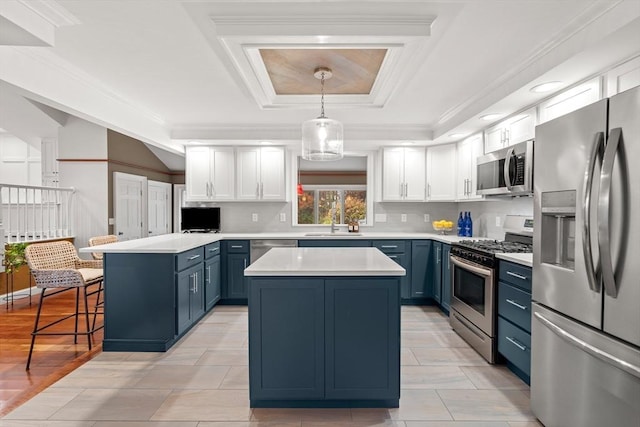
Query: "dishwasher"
250 239 298 263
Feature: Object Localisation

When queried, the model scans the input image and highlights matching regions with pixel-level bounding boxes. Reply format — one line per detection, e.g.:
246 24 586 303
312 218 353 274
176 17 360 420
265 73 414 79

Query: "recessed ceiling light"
479 113 504 121
530 81 563 93
448 133 467 139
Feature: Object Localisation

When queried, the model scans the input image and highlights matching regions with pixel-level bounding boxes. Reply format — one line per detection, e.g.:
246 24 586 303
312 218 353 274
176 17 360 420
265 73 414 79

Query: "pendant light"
301 67 344 161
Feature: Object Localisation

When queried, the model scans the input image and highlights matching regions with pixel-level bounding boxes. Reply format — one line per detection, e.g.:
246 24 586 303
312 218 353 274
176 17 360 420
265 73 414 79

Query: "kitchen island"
244 247 405 408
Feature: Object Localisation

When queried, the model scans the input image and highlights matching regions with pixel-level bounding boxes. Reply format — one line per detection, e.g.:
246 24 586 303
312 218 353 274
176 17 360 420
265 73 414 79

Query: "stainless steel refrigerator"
532 85 640 427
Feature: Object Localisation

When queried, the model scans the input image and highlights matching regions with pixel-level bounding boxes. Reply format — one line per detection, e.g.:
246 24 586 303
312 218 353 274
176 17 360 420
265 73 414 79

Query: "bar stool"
88 235 117 330
24 240 104 370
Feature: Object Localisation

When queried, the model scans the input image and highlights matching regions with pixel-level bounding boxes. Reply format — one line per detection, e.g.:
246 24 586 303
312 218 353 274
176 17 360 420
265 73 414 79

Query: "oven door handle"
450 255 493 278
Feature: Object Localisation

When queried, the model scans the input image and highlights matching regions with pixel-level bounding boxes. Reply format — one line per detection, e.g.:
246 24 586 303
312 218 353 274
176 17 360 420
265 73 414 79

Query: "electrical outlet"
424 214 430 223
401 214 407 223
252 213 258 222
495 216 501 227
279 212 286 222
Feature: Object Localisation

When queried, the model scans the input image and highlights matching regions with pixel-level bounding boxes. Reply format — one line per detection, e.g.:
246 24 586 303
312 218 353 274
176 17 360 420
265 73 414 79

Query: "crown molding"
19 0 81 27
435 0 626 131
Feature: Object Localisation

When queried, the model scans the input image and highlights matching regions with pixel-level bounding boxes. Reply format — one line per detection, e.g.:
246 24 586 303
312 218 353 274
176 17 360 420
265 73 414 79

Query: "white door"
456 133 483 200
147 180 171 237
173 184 185 232
260 147 286 200
114 172 145 241
402 147 426 201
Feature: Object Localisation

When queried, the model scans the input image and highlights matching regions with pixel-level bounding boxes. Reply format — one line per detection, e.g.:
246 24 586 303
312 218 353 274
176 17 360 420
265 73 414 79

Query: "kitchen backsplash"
462 197 534 239
196 202 484 233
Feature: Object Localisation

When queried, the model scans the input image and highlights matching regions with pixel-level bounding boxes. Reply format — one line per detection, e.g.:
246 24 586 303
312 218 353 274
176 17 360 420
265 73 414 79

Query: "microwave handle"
503 147 515 191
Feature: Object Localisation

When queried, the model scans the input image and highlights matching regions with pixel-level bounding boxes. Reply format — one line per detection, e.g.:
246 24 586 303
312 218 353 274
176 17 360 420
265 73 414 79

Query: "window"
297 186 367 225
294 154 372 226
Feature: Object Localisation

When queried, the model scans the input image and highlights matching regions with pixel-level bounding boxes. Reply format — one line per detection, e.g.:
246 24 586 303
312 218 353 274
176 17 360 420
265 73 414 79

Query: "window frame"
291 151 375 227
297 185 367 225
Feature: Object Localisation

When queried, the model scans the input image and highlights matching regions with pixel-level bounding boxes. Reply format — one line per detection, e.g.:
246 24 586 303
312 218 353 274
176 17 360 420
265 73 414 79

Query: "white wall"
57 117 109 253
461 197 534 239
0 133 41 186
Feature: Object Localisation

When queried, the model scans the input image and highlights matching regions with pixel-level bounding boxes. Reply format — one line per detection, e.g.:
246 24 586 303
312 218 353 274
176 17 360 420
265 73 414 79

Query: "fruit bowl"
432 220 454 235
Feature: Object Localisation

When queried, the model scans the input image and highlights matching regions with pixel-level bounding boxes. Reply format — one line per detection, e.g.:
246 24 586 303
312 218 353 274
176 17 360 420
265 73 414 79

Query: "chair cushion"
78 268 103 284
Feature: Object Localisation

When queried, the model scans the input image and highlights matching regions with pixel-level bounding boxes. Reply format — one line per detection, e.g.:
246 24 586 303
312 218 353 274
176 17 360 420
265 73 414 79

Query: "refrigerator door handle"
534 311 640 379
599 127 623 298
503 147 514 190
582 131 604 293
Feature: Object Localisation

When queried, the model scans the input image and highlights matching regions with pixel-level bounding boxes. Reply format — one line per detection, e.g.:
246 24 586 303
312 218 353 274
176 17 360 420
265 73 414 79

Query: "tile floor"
0 305 542 426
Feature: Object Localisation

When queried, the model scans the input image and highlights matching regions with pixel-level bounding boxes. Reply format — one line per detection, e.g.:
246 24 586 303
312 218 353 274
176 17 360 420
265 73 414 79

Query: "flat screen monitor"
181 207 221 232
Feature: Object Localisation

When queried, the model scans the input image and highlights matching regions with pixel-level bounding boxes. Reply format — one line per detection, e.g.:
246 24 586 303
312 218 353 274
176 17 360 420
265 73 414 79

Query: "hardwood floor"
0 286 103 417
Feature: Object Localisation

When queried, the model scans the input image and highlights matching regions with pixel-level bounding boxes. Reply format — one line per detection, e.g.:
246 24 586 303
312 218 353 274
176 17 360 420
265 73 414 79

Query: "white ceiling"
1 0 639 169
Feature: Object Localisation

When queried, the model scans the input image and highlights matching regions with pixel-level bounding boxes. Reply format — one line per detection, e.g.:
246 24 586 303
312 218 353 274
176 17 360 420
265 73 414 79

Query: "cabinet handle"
207 266 211 284
404 183 408 198
256 183 260 197
506 298 527 310
505 336 527 352
260 182 264 199
244 259 247 268
196 272 199 293
388 255 398 259
188 254 201 261
231 245 243 249
400 183 404 198
190 273 195 293
381 245 398 249
209 247 219 253
211 183 215 197
506 271 527 280
415 291 424 295
505 128 510 145
436 246 441 264
428 184 431 198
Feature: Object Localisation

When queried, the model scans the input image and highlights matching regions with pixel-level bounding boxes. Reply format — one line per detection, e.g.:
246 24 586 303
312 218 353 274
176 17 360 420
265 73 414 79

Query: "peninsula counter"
244 247 405 408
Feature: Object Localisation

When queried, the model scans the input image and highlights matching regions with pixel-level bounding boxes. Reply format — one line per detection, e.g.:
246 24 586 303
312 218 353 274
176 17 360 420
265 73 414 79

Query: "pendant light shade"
301 67 344 161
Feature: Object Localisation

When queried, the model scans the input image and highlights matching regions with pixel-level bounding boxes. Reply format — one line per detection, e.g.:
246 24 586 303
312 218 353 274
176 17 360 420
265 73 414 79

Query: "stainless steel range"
450 216 533 363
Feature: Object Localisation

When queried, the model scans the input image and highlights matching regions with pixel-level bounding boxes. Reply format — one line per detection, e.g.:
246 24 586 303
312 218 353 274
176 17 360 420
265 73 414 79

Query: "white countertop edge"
79 232 485 254
244 270 406 277
496 253 533 267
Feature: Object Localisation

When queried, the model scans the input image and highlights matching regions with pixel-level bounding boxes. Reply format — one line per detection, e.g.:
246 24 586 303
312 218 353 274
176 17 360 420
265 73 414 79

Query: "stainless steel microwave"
476 139 533 196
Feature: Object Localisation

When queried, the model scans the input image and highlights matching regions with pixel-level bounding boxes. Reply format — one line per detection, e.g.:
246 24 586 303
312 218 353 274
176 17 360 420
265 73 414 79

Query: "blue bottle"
457 212 464 236
464 211 473 237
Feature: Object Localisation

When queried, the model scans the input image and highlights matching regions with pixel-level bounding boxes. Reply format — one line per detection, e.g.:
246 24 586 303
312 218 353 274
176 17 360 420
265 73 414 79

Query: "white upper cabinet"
484 108 536 153
456 134 484 201
606 56 640 96
185 146 235 202
426 144 456 202
382 147 425 201
539 77 601 124
236 146 285 201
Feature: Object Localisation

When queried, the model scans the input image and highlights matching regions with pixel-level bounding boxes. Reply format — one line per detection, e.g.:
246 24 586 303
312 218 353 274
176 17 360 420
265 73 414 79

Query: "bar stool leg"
26 289 47 370
83 285 92 350
92 281 103 333
74 287 80 344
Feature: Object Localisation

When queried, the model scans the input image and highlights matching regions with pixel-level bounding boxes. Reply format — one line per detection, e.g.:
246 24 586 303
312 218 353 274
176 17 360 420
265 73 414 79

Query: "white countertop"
244 247 406 276
496 253 533 267
79 231 479 254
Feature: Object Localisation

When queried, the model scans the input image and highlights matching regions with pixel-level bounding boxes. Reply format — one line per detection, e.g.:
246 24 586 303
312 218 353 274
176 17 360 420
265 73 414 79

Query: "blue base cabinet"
440 244 452 314
103 246 213 352
248 276 400 408
372 240 410 300
410 240 435 303
204 242 221 311
221 240 250 304
298 239 372 248
497 260 532 384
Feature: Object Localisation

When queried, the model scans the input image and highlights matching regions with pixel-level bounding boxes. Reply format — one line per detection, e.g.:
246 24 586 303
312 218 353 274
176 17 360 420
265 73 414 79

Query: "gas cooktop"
455 239 533 254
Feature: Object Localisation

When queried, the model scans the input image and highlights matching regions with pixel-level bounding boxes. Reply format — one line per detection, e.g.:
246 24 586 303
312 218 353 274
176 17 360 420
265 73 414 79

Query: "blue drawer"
497 316 531 377
372 240 407 254
205 241 221 259
498 282 532 333
498 261 532 292
176 247 204 272
226 240 249 253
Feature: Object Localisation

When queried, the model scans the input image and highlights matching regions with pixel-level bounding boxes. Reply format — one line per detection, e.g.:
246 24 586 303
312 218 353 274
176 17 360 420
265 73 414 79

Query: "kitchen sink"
304 232 362 237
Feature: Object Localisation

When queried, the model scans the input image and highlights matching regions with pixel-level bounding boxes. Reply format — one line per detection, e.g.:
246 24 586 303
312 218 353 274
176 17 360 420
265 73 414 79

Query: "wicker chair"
24 240 104 370
88 235 118 262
